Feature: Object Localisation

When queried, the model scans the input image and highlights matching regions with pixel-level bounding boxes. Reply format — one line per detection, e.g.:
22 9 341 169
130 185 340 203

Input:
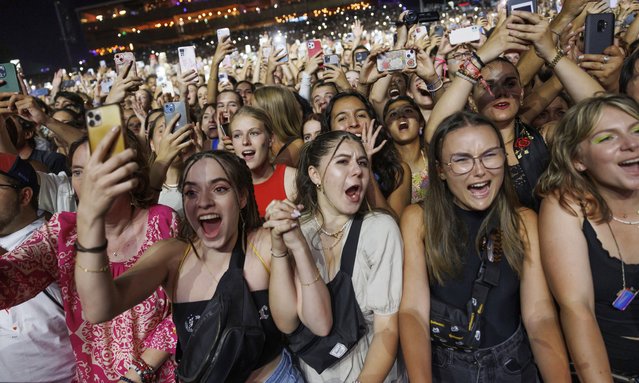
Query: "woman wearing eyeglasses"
425 12 604 211
399 112 570 382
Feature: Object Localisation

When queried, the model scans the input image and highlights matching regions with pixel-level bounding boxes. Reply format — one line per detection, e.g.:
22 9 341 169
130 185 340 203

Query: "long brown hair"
424 112 525 285
178 150 261 251
537 94 639 223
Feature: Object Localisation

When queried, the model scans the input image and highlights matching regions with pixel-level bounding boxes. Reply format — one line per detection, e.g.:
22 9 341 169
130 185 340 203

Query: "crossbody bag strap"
339 215 364 277
467 235 501 331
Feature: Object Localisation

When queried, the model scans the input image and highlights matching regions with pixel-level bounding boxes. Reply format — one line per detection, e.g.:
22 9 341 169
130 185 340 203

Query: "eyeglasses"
445 148 505 175
449 51 472 61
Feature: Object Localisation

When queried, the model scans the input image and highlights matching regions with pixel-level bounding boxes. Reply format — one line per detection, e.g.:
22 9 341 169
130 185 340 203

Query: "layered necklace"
612 207 639 227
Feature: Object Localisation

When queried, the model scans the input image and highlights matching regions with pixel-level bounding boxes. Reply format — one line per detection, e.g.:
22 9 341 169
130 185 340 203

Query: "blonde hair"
252 86 302 142
537 94 639 223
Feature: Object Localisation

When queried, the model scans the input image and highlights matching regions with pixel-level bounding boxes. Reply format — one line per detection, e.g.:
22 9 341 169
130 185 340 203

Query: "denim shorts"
432 323 539 383
265 349 306 383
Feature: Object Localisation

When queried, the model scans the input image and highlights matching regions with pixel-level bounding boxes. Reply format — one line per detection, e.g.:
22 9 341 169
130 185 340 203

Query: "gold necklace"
314 215 349 238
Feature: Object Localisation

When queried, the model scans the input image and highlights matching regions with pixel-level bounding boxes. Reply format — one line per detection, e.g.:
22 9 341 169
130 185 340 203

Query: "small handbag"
176 243 265 382
287 216 368 374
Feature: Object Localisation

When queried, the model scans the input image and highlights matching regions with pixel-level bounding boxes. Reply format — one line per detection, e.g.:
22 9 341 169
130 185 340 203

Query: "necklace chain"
607 221 628 289
110 208 135 258
314 215 349 238
612 216 639 226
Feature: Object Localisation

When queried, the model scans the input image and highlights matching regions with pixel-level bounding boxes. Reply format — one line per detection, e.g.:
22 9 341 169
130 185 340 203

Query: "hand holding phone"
0 63 20 93
86 104 126 157
376 50 417 72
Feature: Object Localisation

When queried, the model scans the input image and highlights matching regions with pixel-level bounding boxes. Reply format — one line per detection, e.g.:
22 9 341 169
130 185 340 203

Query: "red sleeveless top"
254 164 287 217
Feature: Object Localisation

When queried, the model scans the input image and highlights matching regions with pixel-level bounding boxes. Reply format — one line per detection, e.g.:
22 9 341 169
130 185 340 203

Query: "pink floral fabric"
0 205 179 382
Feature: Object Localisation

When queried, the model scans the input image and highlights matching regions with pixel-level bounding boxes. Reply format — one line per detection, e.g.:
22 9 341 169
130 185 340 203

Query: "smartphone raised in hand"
217 28 230 43
0 63 21 93
376 50 417 72
114 52 138 78
584 13 615 55
273 35 289 63
86 104 126 157
163 101 189 133
178 46 197 74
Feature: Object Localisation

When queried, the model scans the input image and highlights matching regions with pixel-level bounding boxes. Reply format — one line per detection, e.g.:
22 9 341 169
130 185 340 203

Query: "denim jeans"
265 349 306 383
432 324 539 383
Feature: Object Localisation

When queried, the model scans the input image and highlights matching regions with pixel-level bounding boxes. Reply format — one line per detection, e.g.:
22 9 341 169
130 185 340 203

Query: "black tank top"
430 206 521 348
172 253 283 368
583 219 639 373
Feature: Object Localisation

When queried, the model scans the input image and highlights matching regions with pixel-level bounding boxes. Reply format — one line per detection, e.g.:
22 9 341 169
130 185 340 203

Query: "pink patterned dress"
0 205 179 382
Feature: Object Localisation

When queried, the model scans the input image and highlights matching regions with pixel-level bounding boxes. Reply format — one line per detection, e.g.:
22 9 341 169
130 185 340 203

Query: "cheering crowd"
0 0 638 381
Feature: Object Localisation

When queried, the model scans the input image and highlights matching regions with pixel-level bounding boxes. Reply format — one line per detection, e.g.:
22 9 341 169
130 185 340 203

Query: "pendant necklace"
607 222 638 311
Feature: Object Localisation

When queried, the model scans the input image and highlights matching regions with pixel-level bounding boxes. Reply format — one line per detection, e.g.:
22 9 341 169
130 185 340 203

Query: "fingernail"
291 223 298 228
111 126 119 132
578 55 584 60
291 209 301 218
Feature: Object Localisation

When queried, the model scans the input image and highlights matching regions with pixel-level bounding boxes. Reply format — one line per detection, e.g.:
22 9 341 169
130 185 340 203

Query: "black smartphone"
584 13 615 55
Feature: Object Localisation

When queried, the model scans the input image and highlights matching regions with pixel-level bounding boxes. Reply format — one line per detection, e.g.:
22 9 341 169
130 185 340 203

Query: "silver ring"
603 55 610 64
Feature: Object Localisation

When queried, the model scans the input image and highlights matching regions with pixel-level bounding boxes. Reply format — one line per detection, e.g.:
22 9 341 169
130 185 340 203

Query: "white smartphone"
273 35 289 63
449 26 482 45
217 28 230 43
178 46 197 74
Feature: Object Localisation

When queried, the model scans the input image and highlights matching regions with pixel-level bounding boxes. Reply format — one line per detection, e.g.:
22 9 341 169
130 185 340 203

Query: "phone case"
376 50 417 72
0 63 20 93
217 28 230 43
584 13 615 55
86 104 126 157
274 40 289 63
449 26 482 45
354 51 369 64
307 39 322 58
164 102 189 133
178 46 197 74
114 52 138 77
324 55 340 65
507 0 537 16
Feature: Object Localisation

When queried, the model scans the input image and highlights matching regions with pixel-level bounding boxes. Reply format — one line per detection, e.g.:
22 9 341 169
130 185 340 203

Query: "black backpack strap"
339 215 364 277
229 241 246 270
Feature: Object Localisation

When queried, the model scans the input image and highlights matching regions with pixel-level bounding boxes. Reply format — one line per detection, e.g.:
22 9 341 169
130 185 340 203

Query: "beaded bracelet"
119 377 135 383
130 358 156 383
455 70 479 85
75 240 108 253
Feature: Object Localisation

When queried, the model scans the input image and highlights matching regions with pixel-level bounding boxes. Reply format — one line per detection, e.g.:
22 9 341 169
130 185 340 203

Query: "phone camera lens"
87 112 93 118
95 114 101 121
88 120 95 127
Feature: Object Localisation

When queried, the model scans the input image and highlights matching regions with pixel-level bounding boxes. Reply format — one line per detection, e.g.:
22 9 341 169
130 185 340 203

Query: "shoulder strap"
339 215 364 277
229 241 246 270
249 241 270 275
467 233 502 328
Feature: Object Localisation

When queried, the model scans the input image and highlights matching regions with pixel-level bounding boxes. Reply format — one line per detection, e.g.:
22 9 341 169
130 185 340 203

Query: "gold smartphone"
86 104 126 157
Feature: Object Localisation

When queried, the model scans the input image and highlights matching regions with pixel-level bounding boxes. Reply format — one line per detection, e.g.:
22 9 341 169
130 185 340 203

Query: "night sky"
0 0 107 76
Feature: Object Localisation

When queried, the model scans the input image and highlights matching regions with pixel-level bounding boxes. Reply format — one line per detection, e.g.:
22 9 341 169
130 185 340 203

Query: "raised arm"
518 208 571 382
207 36 235 104
74 128 177 323
508 11 605 103
263 200 332 336
399 204 432 383
425 15 529 143
539 196 613 382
